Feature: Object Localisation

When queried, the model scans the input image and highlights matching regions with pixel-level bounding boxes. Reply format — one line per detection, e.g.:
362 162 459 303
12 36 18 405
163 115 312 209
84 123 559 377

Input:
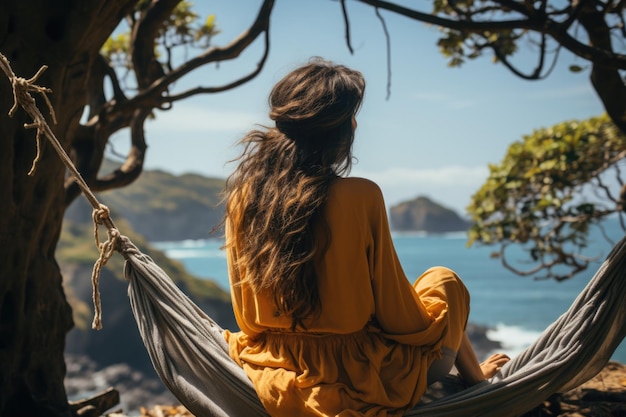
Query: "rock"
523 362 626 416
65 354 177 415
389 196 470 233
466 323 502 360
69 387 120 417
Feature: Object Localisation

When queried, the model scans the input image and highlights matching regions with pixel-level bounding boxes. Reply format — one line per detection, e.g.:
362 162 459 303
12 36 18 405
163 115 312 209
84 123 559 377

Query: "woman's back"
227 177 437 335
224 177 450 416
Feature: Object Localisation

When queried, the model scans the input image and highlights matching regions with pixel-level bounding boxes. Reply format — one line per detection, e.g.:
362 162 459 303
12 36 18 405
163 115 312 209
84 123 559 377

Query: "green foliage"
195 13 219 46
101 33 132 69
569 65 585 73
432 0 520 67
467 114 626 280
101 1 220 70
436 26 518 68
161 2 220 48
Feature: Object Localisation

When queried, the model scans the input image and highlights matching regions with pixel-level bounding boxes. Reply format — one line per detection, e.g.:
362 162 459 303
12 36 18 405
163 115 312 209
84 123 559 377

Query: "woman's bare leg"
415 267 510 385
455 332 510 386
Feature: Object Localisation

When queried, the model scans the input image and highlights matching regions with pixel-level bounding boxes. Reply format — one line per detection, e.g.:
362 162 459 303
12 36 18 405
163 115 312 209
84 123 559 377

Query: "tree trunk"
0 52 75 417
0 1 133 415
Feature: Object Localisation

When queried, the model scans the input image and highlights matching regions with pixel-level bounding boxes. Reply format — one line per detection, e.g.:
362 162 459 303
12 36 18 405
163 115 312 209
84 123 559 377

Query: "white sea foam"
441 231 468 240
153 238 219 248
485 323 543 357
179 239 213 248
163 249 226 259
391 231 428 238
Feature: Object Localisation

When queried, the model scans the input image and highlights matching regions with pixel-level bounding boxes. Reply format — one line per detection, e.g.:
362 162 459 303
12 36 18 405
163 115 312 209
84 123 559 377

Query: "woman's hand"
480 353 511 379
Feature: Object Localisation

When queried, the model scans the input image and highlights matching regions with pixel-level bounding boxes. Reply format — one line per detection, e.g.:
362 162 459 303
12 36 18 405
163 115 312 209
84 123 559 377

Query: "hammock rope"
2 52 625 417
0 53 119 330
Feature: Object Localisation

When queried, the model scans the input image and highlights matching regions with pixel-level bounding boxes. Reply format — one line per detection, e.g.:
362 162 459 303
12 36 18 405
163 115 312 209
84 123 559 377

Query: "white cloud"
146 105 266 133
352 165 490 213
522 84 594 100
353 165 489 187
412 92 479 109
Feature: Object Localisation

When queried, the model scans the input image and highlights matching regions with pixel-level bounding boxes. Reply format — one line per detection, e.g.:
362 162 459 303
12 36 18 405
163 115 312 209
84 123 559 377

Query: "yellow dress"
224 177 467 417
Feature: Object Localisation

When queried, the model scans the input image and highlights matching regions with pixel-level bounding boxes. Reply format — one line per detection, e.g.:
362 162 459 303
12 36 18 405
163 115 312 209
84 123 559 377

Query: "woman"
223 58 509 417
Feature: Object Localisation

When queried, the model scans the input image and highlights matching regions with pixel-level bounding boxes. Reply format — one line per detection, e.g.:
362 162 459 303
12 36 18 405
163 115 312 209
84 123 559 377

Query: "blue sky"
115 0 606 214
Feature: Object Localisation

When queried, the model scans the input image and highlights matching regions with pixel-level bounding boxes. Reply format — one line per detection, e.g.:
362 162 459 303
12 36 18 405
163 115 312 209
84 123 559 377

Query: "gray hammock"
120 232 626 417
2 53 625 417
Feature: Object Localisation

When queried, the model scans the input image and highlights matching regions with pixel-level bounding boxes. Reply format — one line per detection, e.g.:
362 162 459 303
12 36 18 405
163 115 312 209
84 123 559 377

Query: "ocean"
153 226 626 364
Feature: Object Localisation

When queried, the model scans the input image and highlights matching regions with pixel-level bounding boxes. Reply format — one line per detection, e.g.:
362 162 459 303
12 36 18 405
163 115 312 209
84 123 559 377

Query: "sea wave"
391 231 429 238
162 248 226 259
485 323 543 357
153 238 222 248
391 230 468 239
441 231 468 240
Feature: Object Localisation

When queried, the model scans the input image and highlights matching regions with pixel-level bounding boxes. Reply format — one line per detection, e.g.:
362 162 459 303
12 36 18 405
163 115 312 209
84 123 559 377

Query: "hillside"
389 195 470 233
65 168 225 242
66 167 475 239
59 205 236 373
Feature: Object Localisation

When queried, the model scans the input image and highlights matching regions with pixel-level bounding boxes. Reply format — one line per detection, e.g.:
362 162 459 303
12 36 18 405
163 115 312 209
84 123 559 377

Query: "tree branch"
355 0 534 31
499 242 552 278
77 0 275 196
375 7 392 100
578 2 626 132
353 0 626 68
90 0 170 193
144 0 274 99
131 0 179 89
489 31 554 80
490 0 535 17
340 0 355 54
164 27 271 102
105 0 274 119
86 55 127 122
93 108 149 191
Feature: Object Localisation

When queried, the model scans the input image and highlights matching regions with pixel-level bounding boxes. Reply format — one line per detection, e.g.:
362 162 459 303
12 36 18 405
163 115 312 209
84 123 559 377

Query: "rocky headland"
389 195 470 233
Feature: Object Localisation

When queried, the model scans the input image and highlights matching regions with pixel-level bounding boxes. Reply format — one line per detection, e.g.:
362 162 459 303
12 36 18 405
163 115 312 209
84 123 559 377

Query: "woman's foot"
480 353 511 379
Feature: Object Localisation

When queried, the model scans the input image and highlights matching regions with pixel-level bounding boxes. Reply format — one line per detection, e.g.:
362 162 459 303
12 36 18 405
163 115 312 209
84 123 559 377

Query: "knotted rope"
0 52 117 330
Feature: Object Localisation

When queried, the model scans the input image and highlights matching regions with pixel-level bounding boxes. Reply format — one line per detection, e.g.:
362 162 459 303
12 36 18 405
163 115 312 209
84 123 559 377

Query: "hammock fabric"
120 232 626 417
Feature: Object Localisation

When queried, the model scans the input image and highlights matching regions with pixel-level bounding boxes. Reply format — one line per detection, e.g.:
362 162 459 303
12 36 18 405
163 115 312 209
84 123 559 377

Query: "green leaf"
569 65 584 73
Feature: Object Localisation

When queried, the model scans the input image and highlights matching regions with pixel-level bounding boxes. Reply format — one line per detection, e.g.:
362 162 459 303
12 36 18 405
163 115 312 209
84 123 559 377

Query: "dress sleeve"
367 184 448 347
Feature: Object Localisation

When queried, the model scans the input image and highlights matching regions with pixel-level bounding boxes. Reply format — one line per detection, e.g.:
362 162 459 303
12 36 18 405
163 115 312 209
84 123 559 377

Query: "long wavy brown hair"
224 58 365 330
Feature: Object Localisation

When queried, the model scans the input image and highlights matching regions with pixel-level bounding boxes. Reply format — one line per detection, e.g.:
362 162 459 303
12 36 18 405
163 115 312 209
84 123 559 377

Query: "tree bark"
0 1 133 415
578 1 626 134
